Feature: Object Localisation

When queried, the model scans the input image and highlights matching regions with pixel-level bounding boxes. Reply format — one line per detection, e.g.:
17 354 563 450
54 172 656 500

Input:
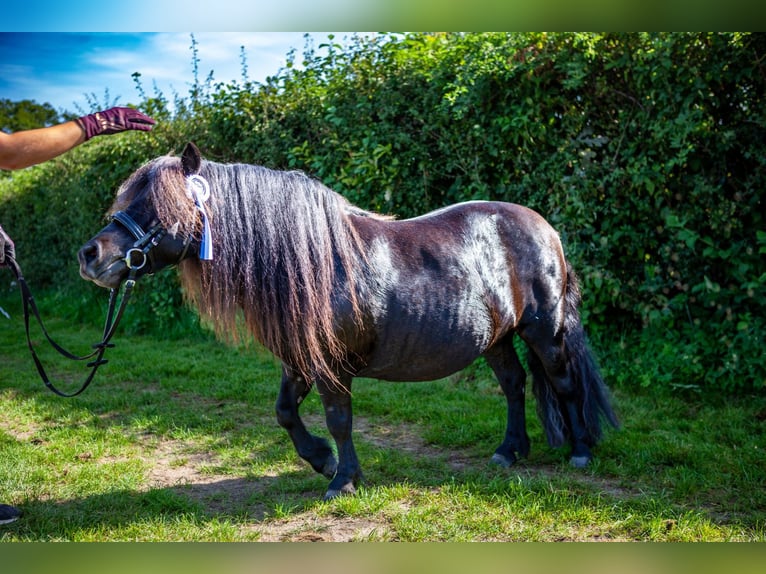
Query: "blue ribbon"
186 175 213 260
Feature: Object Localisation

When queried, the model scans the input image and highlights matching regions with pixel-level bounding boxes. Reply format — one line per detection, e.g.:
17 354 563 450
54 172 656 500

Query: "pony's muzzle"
78 239 122 288
78 239 101 272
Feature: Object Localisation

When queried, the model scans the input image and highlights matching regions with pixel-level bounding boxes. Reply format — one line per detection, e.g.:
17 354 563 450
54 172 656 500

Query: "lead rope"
7 248 143 398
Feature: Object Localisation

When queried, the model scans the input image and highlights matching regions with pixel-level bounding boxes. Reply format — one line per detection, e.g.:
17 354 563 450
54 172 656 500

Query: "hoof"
323 484 356 501
321 457 338 479
490 452 515 468
569 455 590 468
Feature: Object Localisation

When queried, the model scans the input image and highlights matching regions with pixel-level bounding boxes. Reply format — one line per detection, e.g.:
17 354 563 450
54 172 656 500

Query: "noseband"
111 211 193 278
111 210 167 277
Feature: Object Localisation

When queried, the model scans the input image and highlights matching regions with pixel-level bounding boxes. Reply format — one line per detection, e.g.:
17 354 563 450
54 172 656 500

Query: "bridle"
9 209 183 398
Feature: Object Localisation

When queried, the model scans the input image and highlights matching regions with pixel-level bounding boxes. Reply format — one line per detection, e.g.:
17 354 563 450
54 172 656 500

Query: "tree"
0 98 61 132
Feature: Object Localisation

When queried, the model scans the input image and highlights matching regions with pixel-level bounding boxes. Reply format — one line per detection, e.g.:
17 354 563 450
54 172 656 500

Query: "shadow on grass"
5 470 329 540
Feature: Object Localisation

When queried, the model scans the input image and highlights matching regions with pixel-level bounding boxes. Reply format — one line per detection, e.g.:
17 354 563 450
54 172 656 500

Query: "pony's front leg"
275 365 337 479
316 375 362 500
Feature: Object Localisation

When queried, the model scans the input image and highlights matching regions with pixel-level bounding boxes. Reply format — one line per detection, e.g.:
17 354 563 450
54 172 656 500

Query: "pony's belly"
356 357 476 382
354 326 490 382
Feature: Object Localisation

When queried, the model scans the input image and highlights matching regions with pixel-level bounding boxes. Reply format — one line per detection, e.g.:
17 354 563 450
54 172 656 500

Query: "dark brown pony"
79 143 618 500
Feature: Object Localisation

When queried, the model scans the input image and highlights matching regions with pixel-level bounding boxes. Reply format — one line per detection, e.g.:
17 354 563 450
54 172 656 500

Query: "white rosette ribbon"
186 174 213 260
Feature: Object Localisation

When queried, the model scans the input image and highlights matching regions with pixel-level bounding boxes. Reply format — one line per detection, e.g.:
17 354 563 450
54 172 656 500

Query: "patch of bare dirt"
297 412 477 472
123 433 272 519
119 428 397 540
249 513 391 542
351 416 476 472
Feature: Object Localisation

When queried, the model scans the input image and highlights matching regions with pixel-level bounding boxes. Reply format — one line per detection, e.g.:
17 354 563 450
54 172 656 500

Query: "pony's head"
78 143 205 289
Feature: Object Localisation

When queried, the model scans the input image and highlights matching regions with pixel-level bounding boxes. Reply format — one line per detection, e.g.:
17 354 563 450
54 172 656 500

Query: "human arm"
0 121 85 170
0 107 156 171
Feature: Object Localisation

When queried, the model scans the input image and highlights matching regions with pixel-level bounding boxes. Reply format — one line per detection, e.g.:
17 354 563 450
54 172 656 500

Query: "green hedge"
1 33 763 390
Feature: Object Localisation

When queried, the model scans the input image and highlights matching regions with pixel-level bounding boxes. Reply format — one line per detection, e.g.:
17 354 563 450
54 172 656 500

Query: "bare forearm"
0 121 86 170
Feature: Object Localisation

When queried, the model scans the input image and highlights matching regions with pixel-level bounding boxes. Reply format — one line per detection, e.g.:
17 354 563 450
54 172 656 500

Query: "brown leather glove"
76 107 156 141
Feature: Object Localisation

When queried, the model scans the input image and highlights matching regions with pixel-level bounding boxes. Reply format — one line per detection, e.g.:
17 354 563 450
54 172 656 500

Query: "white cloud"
78 33 310 108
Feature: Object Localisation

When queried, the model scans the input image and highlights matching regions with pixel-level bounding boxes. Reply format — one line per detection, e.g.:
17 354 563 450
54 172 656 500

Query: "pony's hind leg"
483 335 531 467
525 337 593 468
275 365 337 479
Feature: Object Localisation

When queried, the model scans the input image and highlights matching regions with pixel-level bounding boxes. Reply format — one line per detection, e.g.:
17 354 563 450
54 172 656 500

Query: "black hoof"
323 483 356 501
321 456 338 479
569 455 590 468
490 452 516 468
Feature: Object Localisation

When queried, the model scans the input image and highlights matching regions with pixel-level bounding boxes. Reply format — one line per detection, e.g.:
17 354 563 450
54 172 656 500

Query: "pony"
78 143 618 500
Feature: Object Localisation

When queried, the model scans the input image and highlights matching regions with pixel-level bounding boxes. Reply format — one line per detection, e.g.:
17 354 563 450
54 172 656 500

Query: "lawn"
0 289 764 542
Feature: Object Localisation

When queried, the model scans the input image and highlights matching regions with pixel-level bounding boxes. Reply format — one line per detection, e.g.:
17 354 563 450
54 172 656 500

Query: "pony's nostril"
78 241 100 265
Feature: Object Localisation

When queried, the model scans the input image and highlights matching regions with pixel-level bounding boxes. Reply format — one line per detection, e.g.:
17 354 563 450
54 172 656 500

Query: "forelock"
108 154 201 237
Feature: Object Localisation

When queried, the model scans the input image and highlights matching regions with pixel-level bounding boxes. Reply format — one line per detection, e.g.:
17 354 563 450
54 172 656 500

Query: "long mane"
112 153 388 387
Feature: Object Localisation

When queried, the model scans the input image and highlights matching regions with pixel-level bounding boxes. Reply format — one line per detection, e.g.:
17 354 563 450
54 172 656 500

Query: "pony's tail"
530 263 619 448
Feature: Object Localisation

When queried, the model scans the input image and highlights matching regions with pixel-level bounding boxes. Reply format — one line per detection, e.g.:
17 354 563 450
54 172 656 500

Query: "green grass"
0 290 764 541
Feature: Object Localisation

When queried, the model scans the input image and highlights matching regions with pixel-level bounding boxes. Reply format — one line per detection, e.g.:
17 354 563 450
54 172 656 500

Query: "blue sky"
4 1 380 32
0 33 330 115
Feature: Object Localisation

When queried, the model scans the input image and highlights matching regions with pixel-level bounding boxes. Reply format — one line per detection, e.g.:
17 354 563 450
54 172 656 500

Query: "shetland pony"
79 143 618 500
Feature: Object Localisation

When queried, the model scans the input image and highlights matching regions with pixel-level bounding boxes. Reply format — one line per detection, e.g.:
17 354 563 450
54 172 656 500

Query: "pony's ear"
181 142 202 176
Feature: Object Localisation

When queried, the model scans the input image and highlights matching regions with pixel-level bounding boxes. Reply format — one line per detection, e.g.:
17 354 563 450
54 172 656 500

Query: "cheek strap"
111 210 166 274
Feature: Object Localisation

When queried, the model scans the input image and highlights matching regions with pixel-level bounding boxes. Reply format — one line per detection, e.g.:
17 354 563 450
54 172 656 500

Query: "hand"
0 225 15 267
76 107 156 141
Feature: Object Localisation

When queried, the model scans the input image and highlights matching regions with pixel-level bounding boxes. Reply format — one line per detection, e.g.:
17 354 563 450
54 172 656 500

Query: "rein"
8 210 167 398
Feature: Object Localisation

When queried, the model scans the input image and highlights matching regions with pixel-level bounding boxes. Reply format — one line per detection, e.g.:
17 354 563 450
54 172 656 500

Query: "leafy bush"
0 32 763 391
